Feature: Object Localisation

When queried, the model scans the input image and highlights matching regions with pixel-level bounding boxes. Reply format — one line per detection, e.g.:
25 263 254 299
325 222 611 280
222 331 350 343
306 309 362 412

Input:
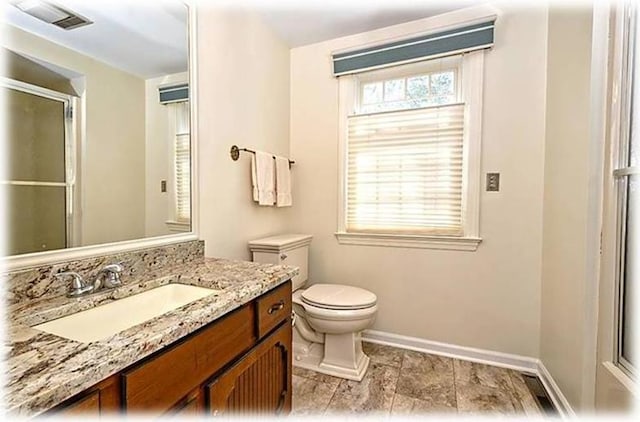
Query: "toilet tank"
248 234 312 291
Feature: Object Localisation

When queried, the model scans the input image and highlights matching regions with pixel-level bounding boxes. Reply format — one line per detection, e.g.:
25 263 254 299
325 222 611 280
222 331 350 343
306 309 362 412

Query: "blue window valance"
159 83 188 104
332 20 495 76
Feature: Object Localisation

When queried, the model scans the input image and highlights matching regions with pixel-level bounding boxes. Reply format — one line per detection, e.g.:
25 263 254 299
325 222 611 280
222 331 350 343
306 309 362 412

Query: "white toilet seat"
293 288 377 320
298 300 378 322
301 283 377 310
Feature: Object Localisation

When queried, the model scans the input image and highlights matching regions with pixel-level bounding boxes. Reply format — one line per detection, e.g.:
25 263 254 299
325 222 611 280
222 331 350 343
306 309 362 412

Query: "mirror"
1 0 192 257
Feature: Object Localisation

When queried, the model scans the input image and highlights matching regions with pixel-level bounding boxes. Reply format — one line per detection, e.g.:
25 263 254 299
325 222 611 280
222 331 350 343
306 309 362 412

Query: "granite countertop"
5 257 298 417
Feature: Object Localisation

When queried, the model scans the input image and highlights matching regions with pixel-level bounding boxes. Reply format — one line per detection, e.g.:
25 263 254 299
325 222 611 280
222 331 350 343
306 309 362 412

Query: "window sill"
602 362 638 394
165 220 191 233
334 232 482 251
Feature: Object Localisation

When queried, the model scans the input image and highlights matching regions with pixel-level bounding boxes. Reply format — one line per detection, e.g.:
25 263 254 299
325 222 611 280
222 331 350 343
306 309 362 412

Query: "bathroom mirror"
1 0 193 258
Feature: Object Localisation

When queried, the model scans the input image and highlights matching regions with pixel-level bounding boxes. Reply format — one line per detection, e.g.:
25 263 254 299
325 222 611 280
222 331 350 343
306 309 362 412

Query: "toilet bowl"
293 285 377 380
249 234 378 381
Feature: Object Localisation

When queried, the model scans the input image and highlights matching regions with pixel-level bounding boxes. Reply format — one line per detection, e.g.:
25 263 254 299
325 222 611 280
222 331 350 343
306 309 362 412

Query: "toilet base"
293 332 370 381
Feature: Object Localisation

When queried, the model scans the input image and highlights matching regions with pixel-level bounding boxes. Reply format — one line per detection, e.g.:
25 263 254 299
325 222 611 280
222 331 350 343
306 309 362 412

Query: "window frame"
612 3 638 379
165 100 191 233
595 1 639 400
335 51 485 251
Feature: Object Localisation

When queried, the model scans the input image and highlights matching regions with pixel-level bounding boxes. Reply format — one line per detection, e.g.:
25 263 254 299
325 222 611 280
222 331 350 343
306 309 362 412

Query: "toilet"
249 234 377 381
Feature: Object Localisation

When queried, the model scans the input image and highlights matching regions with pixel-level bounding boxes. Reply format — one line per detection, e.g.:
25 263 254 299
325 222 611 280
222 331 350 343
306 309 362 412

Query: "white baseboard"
536 359 577 417
362 329 574 417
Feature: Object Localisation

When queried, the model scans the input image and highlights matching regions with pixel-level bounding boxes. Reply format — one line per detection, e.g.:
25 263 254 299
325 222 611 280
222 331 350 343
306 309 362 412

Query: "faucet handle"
55 271 93 297
102 263 124 274
99 263 124 288
54 271 83 286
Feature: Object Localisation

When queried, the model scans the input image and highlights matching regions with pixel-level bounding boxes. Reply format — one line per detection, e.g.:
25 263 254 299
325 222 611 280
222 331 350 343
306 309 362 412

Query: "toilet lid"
301 284 377 310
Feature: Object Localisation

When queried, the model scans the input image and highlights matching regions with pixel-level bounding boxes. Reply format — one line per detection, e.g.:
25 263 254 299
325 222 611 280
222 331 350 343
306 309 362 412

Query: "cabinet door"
165 388 203 416
51 374 121 416
206 321 292 415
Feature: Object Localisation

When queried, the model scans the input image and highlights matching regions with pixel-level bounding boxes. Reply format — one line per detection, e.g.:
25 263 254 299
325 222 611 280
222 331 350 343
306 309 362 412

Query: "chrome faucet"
54 272 94 297
55 264 124 298
94 263 124 290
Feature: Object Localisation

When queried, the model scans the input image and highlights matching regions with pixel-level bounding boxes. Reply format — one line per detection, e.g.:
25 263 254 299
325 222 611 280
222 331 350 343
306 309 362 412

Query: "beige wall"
540 6 595 411
2 24 146 247
5 48 77 96
197 8 292 260
288 4 548 357
144 72 188 238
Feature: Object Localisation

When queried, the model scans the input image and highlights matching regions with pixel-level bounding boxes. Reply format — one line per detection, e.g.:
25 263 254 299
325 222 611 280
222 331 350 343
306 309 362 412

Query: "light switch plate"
486 173 500 192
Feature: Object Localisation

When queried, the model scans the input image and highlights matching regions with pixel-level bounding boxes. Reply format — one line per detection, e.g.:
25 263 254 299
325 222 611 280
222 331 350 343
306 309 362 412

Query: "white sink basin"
33 284 219 343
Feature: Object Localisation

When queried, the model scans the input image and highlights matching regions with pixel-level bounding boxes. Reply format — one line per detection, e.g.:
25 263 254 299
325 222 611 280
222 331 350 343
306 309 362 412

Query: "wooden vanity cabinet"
48 281 292 417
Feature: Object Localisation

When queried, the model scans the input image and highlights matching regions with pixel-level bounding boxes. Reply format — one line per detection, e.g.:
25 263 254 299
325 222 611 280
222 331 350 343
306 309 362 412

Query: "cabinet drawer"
256 281 291 338
122 303 256 413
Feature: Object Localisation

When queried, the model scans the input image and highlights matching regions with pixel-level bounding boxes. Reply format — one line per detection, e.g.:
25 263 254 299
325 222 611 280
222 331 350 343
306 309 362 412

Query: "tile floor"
292 342 546 416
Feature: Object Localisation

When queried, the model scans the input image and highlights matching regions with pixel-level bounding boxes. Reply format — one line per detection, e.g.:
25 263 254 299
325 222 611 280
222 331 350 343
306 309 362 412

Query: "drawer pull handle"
280 253 288 260
268 300 285 314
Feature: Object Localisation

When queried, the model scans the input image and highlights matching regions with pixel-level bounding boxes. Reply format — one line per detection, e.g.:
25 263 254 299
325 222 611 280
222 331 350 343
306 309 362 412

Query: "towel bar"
230 145 295 167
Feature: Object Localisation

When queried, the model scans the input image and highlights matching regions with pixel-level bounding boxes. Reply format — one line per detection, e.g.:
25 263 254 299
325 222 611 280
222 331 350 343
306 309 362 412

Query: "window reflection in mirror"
1 0 191 256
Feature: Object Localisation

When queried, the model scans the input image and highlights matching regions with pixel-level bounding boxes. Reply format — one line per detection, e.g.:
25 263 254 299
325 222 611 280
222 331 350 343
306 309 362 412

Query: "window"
168 101 190 228
336 53 484 250
359 69 457 113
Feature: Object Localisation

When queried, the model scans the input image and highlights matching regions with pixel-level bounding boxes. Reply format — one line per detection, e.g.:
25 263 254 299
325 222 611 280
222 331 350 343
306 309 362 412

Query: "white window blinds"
173 101 190 222
346 103 464 235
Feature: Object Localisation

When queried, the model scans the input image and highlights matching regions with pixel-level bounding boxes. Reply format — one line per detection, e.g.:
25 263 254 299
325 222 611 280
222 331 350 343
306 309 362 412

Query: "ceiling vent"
12 0 93 30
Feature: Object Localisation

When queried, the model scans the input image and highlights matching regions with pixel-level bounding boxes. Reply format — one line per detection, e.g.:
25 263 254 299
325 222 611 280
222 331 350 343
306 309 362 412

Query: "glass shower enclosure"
2 78 77 256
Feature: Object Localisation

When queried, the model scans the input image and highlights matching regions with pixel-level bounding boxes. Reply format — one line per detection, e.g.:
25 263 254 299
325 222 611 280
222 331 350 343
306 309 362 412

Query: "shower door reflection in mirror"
3 81 75 255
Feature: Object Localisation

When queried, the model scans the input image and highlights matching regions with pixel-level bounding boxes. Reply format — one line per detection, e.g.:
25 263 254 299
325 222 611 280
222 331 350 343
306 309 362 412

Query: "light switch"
161 180 167 193
486 173 500 192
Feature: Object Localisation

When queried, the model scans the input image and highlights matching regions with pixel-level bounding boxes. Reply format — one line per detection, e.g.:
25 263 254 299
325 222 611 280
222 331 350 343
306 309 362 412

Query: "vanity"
4 242 297 417
54 280 292 416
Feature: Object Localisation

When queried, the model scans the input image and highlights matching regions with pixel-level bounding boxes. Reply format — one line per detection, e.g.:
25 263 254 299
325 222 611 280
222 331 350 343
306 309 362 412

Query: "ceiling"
254 0 481 47
2 0 188 79
2 0 479 79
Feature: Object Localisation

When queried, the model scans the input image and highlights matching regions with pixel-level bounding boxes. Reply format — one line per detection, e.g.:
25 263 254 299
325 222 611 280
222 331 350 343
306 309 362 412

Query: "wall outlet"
486 173 500 192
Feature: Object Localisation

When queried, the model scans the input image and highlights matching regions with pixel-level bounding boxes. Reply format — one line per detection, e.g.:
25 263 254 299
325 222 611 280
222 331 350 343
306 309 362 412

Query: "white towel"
275 156 292 207
251 154 259 202
251 151 275 206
